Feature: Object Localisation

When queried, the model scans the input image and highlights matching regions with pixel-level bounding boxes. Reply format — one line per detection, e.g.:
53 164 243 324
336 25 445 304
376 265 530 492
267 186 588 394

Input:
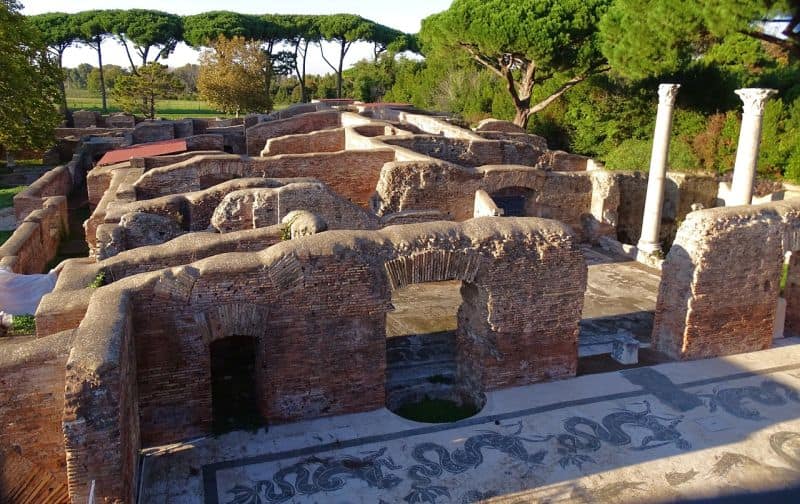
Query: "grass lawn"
66 94 230 120
0 186 26 208
0 230 12 247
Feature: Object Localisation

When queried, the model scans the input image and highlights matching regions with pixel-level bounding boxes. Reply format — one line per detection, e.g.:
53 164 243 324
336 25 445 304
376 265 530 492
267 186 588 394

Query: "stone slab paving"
140 339 800 503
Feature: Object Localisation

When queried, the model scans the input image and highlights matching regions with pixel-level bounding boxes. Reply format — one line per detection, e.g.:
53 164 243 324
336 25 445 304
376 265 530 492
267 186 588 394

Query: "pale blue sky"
21 0 452 72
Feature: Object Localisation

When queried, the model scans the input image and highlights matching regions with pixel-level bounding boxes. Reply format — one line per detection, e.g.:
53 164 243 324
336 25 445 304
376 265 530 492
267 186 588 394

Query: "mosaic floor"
139 340 800 503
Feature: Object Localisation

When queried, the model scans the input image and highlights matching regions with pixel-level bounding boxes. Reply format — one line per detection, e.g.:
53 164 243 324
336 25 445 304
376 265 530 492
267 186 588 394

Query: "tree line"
6 0 800 182
28 9 417 113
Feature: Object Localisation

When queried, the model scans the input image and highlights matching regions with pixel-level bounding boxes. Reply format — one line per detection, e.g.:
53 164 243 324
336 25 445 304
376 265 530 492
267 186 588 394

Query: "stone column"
728 88 778 206
637 83 680 255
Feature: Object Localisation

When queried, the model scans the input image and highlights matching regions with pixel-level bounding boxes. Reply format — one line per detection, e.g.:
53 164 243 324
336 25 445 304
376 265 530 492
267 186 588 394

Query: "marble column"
728 88 778 206
637 83 680 255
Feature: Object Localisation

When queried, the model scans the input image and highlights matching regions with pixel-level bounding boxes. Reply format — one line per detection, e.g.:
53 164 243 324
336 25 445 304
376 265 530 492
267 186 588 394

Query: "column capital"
735 88 777 116
657 84 681 106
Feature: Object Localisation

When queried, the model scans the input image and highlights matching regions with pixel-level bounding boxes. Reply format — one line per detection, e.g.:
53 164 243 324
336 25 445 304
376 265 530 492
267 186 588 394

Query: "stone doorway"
210 335 262 433
385 280 484 422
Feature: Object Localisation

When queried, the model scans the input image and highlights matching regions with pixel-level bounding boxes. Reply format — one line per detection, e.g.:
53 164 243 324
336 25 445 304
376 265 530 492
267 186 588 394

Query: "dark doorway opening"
492 195 526 216
490 187 536 217
210 336 262 433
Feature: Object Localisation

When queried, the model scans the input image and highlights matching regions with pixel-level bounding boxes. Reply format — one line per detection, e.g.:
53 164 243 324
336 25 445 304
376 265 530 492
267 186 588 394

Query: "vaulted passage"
210 336 262 433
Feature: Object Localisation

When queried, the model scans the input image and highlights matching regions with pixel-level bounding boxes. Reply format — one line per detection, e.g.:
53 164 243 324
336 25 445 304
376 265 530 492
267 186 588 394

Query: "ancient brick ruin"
1 101 797 503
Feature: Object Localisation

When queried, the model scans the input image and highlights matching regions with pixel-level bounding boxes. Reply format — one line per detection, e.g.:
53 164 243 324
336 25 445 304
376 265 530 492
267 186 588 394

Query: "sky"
20 0 453 74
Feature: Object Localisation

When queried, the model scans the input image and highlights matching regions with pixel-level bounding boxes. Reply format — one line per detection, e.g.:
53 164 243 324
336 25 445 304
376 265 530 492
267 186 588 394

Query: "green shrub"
10 314 35 335
88 271 106 289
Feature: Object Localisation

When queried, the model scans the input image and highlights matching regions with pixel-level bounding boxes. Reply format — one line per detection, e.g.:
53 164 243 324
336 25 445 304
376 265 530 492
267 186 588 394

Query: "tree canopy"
112 62 183 119
0 1 61 156
109 9 183 72
197 35 273 115
599 0 799 79
421 0 612 127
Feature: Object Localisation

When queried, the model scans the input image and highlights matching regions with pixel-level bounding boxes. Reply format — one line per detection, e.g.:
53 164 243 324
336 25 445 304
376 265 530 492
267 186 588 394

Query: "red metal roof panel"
97 138 188 166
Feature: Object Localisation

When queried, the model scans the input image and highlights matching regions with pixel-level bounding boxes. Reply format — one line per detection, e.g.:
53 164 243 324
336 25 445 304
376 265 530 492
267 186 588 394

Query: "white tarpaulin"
0 266 58 315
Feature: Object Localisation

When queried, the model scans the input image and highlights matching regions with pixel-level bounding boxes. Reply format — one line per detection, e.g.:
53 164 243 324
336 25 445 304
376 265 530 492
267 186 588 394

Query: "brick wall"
652 204 786 359
261 128 345 156
614 171 719 246
211 182 380 233
0 196 68 274
381 136 544 168
87 218 585 448
0 330 74 503
245 110 341 156
373 161 617 240
133 150 396 208
13 165 72 222
63 289 139 503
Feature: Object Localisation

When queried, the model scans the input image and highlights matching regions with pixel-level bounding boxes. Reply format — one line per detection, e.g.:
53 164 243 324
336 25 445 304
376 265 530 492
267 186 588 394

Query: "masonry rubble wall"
0 197 68 274
368 109 484 139
372 161 618 241
80 218 585 450
0 330 74 503
652 201 800 359
13 166 72 222
261 128 345 156
614 171 719 246
132 121 176 144
380 135 545 168
245 110 341 155
211 182 380 233
133 150 396 208
63 289 139 503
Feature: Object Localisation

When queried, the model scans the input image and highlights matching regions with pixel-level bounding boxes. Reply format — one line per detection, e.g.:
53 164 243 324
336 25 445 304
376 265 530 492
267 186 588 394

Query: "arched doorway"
210 335 262 433
383 251 488 423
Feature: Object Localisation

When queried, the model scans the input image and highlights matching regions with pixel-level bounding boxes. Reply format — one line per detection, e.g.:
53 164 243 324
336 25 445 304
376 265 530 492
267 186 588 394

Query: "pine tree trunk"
97 41 107 113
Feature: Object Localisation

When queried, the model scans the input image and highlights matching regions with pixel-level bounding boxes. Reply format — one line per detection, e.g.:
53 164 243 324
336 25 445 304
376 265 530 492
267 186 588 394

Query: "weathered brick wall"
63 289 139 503
614 171 719 246
381 136 544 168
13 165 72 221
0 197 68 274
91 218 584 447
261 128 345 156
185 134 224 151
652 204 786 360
373 161 617 240
72 110 99 128
101 178 287 239
211 182 380 233
245 110 341 155
0 330 74 503
132 121 175 144
133 150 396 208
36 289 94 338
368 109 484 139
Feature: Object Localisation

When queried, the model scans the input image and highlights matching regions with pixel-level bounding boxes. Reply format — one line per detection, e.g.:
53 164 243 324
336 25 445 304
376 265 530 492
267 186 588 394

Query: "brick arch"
124 218 586 443
195 303 270 344
383 250 484 290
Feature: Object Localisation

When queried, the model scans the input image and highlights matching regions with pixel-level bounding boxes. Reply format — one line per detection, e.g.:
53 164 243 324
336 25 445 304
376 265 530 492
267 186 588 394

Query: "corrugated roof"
97 138 188 166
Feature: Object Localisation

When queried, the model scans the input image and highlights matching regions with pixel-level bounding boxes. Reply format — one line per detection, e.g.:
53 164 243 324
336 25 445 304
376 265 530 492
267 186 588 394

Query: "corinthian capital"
736 88 778 116
657 84 680 106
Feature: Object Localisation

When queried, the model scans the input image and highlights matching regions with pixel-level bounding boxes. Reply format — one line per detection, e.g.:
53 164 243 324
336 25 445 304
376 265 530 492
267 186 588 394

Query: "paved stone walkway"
139 340 800 503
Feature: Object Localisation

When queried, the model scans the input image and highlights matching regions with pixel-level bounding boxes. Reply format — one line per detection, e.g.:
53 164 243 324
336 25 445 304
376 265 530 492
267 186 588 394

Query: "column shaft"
729 88 777 206
638 84 680 255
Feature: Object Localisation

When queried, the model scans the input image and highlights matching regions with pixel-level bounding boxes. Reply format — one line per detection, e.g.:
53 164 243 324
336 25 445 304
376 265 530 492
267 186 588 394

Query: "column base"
636 240 662 255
